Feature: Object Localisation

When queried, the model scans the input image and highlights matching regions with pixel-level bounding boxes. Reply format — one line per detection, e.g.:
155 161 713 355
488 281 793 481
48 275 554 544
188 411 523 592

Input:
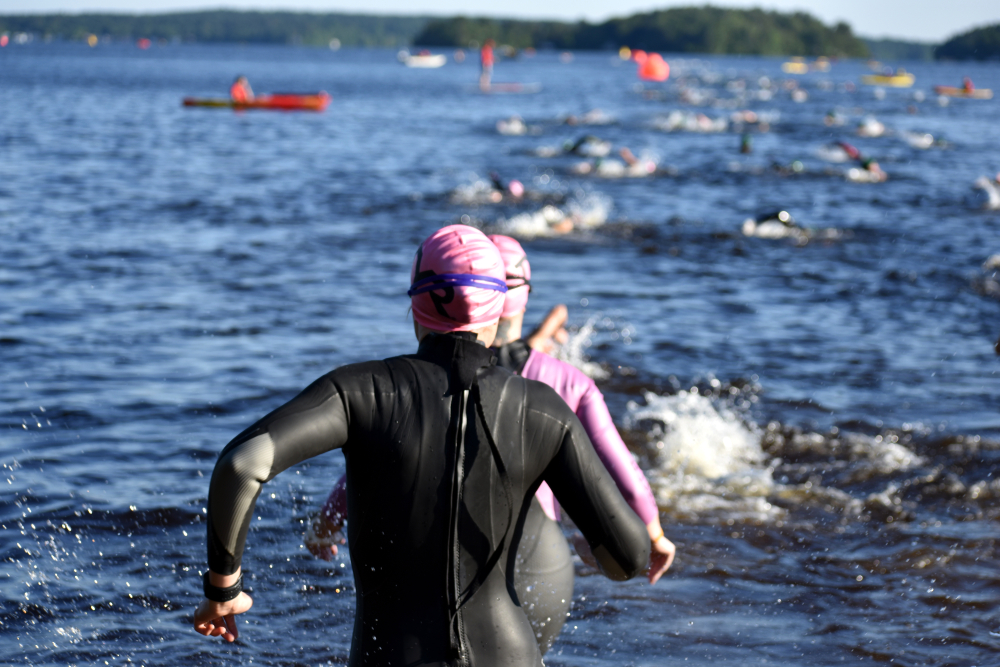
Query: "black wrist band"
203 571 243 602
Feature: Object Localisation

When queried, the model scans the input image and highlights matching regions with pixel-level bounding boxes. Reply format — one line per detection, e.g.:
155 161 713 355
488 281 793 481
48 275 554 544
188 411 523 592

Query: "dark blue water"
2 43 999 666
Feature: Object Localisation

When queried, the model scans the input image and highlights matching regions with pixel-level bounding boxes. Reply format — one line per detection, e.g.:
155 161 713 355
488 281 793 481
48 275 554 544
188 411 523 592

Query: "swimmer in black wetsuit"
489 171 525 202
309 236 675 655
192 225 650 666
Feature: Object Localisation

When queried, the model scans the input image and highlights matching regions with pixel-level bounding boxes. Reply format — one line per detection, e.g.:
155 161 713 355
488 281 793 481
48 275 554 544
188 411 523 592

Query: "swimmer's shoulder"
522 349 597 403
519 371 585 436
319 356 418 397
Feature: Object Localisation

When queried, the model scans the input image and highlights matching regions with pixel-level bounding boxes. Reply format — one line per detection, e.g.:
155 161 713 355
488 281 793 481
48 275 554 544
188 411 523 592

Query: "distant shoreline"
1 8 988 59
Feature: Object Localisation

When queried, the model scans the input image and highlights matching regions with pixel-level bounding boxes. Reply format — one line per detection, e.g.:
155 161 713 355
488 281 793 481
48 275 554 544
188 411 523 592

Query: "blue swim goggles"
408 273 508 297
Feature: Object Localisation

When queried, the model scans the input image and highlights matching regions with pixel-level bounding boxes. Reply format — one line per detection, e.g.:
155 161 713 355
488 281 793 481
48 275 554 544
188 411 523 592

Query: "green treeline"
864 38 935 62
935 23 1000 60
414 6 869 57
0 11 429 47
5 7 971 59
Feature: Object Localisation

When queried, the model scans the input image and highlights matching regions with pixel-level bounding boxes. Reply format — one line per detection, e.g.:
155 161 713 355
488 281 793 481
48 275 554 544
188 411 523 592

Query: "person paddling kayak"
229 75 253 103
194 225 650 667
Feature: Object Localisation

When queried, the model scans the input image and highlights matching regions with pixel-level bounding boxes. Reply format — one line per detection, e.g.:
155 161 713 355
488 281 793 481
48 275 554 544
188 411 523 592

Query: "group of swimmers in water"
193 226 675 665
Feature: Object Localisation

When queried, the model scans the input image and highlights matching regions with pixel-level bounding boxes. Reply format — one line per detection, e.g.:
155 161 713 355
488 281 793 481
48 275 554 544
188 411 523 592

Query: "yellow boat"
861 70 914 87
782 58 808 74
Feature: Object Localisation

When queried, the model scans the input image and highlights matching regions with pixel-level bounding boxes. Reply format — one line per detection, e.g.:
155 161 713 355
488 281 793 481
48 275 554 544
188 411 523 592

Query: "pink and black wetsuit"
513 342 658 525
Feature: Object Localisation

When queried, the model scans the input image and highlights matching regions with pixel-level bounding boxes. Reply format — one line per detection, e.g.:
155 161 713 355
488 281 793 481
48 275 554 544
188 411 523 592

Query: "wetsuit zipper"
447 388 470 665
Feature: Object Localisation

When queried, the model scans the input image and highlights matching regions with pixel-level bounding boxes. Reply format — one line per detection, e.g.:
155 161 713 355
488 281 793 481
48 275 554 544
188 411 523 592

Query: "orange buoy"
638 52 669 82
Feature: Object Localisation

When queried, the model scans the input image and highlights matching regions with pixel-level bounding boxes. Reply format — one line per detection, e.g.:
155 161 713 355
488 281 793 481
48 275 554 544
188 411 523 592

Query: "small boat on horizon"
398 50 447 68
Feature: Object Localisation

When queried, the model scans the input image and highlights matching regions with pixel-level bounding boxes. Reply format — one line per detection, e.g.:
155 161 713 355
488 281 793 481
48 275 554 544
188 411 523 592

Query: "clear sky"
0 0 996 42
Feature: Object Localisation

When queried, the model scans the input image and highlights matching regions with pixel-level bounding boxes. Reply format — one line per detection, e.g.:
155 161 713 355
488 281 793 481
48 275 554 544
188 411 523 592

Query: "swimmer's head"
487 235 531 317
508 180 525 198
410 225 507 332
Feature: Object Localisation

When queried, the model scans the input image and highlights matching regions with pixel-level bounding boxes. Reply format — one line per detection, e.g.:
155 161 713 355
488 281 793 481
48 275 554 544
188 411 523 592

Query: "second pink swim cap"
409 225 508 332
487 235 532 317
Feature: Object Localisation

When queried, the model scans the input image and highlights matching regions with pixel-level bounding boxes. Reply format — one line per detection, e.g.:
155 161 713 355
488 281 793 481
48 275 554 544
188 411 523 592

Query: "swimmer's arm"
196 376 348 640
576 387 675 583
205 375 349 575
575 386 658 524
540 407 649 581
305 473 348 560
525 304 569 354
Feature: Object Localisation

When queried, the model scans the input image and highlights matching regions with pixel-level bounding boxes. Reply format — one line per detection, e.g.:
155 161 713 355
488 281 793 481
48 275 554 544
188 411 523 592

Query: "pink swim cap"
410 225 508 332
487 235 531 318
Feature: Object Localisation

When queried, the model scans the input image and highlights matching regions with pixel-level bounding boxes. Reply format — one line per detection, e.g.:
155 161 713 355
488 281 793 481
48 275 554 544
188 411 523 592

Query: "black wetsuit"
496 339 574 652
207 332 650 667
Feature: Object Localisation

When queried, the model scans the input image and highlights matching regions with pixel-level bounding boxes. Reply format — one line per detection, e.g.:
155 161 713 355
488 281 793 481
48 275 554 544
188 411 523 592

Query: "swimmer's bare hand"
304 511 345 561
647 534 676 585
193 592 253 643
527 304 569 354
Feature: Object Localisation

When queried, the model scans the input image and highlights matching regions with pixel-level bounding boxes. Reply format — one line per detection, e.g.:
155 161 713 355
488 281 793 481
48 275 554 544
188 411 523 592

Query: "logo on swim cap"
410 226 507 332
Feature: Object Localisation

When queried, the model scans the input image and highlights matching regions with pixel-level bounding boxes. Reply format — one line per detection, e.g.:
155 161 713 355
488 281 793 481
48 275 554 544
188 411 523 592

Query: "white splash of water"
623 390 783 522
494 192 611 239
565 191 612 230
625 390 763 478
551 315 610 380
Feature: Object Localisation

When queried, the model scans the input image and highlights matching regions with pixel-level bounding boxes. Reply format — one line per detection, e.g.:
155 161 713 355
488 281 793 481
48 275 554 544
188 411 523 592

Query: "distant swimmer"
837 140 861 160
971 174 1000 210
480 38 495 91
492 193 611 238
563 108 615 126
229 75 253 103
848 157 888 183
857 116 886 138
742 210 806 241
501 205 576 236
450 174 548 206
309 236 675 655
489 171 525 201
831 141 887 183
741 210 845 244
902 131 935 149
195 225 650 665
770 160 804 176
497 115 528 135
824 109 846 127
568 135 612 157
534 135 611 158
740 133 752 154
616 146 658 177
816 141 857 163
572 147 656 178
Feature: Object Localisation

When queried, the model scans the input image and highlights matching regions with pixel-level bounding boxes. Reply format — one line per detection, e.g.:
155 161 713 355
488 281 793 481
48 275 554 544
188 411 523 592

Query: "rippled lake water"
2 43 999 666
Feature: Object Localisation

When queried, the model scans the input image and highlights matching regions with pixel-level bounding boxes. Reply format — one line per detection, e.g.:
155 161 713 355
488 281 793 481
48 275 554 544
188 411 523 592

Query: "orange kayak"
932 86 992 99
183 92 332 111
